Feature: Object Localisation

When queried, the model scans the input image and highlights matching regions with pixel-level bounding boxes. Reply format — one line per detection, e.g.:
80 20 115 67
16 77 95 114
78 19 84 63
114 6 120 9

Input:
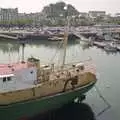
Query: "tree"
42 2 79 18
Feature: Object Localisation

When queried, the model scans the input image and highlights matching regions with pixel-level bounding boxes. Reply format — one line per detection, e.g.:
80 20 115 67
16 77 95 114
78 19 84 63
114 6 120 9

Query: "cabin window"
7 77 11 81
3 77 6 82
2 77 12 82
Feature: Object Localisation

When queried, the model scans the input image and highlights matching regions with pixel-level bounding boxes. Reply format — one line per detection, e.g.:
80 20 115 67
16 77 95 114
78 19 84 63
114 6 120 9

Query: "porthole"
7 77 11 81
3 77 6 82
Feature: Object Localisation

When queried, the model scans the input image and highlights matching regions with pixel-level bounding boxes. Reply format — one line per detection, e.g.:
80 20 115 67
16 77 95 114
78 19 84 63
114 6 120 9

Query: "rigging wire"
8 44 11 65
49 40 63 64
94 85 111 117
17 44 20 62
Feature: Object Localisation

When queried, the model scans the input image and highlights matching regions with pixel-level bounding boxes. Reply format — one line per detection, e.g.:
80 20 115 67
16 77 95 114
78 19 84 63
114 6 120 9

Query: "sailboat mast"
62 16 69 67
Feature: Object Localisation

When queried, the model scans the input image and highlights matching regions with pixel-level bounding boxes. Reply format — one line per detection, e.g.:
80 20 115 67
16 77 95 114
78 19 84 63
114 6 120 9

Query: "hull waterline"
0 81 95 120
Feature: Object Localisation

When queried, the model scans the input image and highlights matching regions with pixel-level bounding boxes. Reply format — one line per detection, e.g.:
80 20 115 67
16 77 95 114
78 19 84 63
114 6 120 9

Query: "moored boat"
0 57 97 120
104 42 117 52
0 20 97 120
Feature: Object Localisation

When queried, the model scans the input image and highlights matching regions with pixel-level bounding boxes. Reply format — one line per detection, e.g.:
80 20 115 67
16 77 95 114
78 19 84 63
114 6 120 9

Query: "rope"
94 85 111 117
17 45 20 62
50 40 63 63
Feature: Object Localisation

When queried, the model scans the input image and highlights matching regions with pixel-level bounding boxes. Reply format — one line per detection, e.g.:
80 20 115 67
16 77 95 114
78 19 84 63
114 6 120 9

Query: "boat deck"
0 60 96 93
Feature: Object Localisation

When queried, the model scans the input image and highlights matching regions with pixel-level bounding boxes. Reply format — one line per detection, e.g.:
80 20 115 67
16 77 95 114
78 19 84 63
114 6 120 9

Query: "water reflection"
81 43 91 50
94 46 120 55
0 39 119 56
0 39 120 119
30 103 96 120
0 40 19 53
105 51 119 55
26 39 80 49
0 39 80 52
0 39 119 64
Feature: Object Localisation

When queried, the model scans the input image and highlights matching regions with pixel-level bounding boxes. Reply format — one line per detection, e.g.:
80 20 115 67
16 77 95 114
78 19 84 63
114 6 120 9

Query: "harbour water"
0 39 120 120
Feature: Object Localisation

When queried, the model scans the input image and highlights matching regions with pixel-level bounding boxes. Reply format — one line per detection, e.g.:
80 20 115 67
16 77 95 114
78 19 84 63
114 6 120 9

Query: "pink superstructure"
0 59 96 93
0 62 35 76
0 61 37 93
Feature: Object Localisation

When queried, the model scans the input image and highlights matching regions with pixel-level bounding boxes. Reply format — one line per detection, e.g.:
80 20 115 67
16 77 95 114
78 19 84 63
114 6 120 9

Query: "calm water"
0 39 120 120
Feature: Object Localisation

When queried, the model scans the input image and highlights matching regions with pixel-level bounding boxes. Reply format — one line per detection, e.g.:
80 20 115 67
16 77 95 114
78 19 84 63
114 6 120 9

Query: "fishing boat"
0 24 97 120
0 58 97 120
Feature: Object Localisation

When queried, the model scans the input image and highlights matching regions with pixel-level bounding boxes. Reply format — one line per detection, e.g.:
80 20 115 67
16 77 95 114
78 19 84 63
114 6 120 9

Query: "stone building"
0 8 18 21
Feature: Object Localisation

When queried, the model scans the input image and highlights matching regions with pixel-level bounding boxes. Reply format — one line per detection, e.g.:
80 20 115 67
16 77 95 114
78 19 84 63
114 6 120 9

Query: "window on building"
3 77 6 82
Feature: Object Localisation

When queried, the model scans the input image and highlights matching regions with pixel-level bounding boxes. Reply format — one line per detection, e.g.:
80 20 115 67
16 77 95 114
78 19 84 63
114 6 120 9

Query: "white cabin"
0 74 15 91
0 62 37 92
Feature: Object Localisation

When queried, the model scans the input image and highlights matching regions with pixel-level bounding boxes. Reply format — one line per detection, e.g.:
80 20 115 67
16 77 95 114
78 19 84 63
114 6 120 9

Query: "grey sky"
0 0 119 14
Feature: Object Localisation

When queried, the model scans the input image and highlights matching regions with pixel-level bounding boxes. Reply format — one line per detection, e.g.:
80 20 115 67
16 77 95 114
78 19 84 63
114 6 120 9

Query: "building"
111 13 120 22
19 12 44 21
114 13 120 17
79 12 89 18
18 12 45 26
89 11 106 18
0 8 18 21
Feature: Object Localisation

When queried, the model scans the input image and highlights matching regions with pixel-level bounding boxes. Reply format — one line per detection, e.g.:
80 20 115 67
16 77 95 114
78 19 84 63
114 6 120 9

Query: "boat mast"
62 7 69 67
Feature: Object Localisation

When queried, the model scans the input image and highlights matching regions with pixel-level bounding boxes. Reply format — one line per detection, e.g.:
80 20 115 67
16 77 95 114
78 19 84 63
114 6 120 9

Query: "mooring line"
94 85 111 117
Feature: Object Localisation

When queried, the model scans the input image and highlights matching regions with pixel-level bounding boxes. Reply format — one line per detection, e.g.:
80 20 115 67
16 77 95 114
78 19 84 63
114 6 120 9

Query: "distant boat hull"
18 34 50 41
18 33 79 41
104 45 117 52
0 81 95 120
104 47 117 52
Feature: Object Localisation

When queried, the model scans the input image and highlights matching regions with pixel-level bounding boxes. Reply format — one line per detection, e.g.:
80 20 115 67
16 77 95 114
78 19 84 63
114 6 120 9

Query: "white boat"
104 43 117 52
48 36 63 41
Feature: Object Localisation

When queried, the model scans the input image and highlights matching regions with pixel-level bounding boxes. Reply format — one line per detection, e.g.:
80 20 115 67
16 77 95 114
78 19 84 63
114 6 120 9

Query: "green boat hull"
0 81 95 120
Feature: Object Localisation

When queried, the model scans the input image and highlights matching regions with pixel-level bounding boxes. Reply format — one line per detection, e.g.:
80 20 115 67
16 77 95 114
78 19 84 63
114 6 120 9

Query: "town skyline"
0 0 120 14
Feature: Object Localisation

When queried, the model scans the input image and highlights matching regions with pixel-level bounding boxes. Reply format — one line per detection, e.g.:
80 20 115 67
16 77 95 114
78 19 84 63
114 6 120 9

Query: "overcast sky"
0 0 119 14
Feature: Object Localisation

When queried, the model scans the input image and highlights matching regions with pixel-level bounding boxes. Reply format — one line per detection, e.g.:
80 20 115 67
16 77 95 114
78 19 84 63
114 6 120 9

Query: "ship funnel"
27 57 40 69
